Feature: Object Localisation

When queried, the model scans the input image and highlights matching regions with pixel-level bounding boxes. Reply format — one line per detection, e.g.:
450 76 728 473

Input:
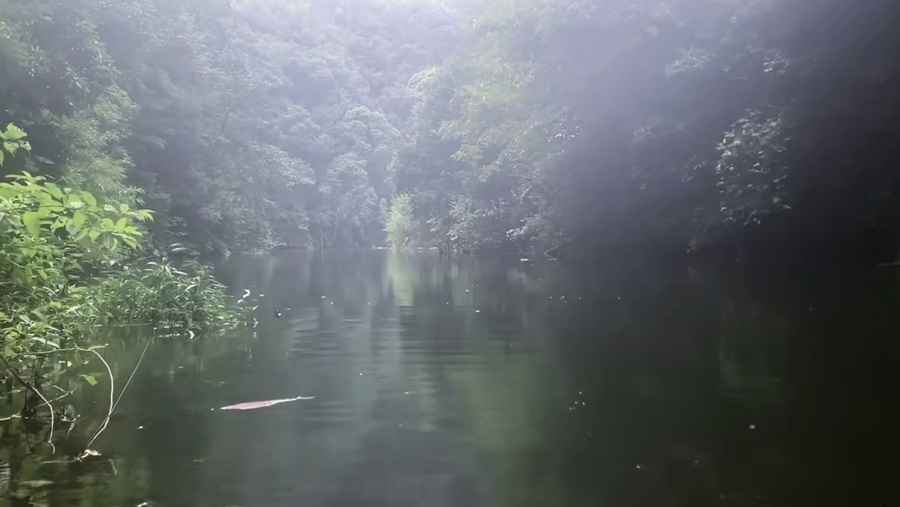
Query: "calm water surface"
1 252 891 506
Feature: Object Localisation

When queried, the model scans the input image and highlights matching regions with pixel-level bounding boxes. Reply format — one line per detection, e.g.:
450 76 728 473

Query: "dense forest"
4 0 899 262
1 0 899 497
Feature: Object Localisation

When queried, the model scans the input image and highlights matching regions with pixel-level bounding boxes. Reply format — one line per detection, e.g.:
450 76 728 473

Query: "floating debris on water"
219 395 315 411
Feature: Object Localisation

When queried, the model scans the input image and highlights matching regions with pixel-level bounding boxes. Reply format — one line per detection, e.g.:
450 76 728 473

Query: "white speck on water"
475 309 481 313
137 425 144 430
749 424 757 430
635 464 643 470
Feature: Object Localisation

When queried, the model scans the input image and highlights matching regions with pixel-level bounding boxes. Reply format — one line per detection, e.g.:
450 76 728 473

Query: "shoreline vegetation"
1 125 247 457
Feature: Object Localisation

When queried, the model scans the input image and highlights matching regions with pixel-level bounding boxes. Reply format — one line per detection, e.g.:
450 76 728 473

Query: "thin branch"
84 348 114 450
4 342 149 454
36 389 72 409
111 339 151 414
29 385 55 454
26 345 108 356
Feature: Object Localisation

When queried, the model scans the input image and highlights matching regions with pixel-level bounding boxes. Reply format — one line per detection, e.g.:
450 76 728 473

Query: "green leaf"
72 211 86 228
0 150 4 166
46 183 63 199
3 124 27 141
115 217 128 230
81 191 97 207
22 211 42 236
79 374 99 386
3 142 17 155
121 235 138 248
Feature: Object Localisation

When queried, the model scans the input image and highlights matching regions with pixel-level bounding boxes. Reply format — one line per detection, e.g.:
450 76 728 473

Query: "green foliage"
71 259 245 335
0 168 144 345
0 123 31 167
389 0 900 261
0 124 243 434
5 0 899 263
386 193 414 249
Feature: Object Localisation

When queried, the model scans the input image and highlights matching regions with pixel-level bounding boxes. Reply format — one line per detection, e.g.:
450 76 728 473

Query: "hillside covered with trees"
3 0 898 264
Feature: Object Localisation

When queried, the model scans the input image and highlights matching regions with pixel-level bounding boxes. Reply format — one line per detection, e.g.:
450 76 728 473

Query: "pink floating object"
219 395 315 411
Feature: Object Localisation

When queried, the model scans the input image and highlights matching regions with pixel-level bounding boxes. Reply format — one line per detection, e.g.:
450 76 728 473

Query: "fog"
0 1 895 505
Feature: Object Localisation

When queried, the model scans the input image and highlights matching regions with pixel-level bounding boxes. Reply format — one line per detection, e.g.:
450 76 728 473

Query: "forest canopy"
2 0 899 264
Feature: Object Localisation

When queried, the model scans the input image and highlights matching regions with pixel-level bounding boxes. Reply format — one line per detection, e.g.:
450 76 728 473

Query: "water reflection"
1 251 890 506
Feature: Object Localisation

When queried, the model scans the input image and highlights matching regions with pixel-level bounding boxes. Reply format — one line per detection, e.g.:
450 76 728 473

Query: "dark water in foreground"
0 252 892 506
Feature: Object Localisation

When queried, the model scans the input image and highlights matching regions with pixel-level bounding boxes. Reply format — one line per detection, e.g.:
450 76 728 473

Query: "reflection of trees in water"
2 254 891 506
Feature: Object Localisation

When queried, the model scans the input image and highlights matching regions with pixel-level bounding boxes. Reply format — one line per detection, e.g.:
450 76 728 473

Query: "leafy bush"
85 259 245 335
0 125 245 441
0 170 242 351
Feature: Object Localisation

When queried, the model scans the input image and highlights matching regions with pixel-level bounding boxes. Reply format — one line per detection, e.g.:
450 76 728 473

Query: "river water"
0 251 891 506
